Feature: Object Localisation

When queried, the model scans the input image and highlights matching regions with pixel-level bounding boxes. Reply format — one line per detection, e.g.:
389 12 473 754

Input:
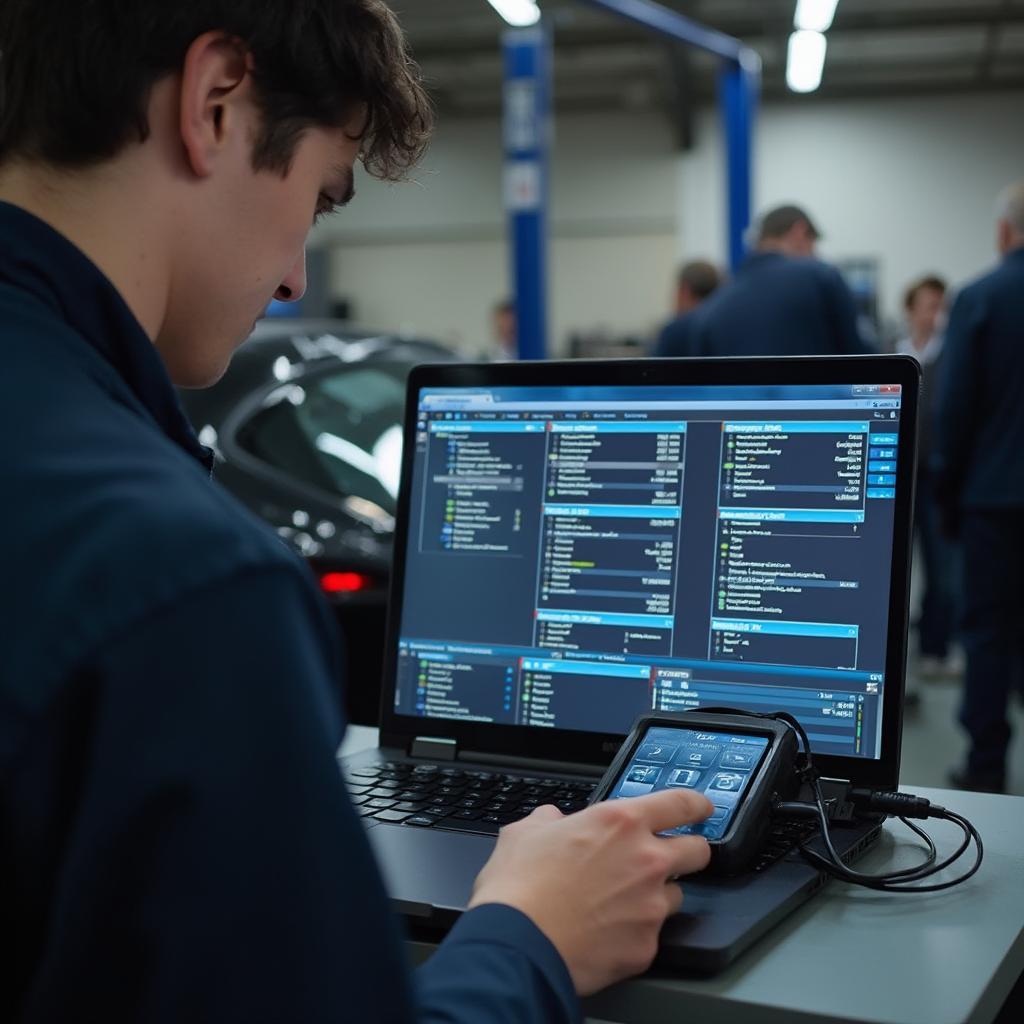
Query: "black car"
178 319 456 724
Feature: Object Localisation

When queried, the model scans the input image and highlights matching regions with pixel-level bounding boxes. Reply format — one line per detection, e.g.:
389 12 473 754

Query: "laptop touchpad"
367 825 497 916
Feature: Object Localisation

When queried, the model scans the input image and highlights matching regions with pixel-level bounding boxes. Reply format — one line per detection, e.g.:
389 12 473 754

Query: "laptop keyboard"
345 760 820 866
345 761 596 836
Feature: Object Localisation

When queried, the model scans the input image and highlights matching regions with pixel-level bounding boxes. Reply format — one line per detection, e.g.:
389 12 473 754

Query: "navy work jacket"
0 202 578 1024
688 251 868 358
932 247 1024 511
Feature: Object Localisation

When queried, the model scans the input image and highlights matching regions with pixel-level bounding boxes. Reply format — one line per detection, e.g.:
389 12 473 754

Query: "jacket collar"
0 200 212 472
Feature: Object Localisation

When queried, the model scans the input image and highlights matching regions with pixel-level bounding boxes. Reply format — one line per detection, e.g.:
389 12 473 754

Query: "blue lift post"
503 2 759 358
503 26 552 361
719 51 761 274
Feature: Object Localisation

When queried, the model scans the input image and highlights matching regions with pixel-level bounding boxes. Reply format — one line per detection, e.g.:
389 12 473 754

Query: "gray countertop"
341 727 1024 1024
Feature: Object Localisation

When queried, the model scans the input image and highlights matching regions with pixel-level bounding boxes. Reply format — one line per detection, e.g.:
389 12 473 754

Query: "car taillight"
320 571 373 594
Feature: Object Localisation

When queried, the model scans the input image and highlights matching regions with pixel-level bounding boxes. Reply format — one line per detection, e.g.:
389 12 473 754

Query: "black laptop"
341 354 920 974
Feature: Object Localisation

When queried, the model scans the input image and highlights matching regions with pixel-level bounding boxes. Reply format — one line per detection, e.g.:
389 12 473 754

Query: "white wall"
318 91 1024 354
316 112 679 354
681 91 1024 326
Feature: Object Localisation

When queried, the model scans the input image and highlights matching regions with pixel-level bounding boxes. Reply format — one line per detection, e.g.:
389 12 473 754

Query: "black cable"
797 796 983 892
681 705 983 892
791 779 983 892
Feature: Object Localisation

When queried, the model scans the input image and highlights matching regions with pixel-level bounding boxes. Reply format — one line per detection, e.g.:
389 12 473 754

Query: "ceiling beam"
408 3 1024 62
978 0 1015 82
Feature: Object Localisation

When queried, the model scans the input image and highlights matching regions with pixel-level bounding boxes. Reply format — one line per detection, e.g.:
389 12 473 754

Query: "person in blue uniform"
688 205 870 358
895 275 961 687
934 181 1024 795
653 259 722 357
0 4 715 1022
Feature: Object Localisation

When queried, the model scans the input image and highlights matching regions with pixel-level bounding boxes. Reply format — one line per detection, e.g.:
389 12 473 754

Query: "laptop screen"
390 382 905 761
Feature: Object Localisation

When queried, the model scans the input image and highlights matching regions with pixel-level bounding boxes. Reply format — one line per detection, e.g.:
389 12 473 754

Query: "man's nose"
275 250 307 303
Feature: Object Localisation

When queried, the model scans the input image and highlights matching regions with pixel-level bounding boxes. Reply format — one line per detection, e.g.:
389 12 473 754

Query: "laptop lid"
378 356 919 791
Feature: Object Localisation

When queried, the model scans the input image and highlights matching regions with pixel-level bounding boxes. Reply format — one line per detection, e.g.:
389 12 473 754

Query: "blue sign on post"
503 26 551 361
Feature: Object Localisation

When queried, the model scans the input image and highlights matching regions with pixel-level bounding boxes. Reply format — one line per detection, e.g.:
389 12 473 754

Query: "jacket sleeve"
18 564 579 1024
416 904 581 1024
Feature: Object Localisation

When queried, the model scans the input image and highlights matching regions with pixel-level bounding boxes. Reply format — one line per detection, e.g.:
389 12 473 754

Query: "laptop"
341 354 920 974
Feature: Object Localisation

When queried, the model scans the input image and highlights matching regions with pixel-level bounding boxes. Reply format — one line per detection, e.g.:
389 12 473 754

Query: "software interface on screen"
609 726 771 839
393 384 904 759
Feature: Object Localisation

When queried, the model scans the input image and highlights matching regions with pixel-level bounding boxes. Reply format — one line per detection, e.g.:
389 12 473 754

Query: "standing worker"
934 181 1024 794
896 275 960 683
653 259 722 357
690 204 870 358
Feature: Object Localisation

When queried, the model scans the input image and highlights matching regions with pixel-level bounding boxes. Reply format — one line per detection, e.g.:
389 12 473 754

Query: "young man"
0 3 713 1021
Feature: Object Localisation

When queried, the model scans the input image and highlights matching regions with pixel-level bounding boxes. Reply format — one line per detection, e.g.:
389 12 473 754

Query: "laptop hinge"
409 736 458 761
461 748 606 777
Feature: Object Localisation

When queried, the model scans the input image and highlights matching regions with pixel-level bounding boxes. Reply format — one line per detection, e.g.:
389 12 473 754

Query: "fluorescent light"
786 30 827 93
794 0 839 33
486 0 541 28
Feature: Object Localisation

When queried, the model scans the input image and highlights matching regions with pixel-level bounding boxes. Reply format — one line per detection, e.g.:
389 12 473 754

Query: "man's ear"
996 218 1012 256
178 31 252 179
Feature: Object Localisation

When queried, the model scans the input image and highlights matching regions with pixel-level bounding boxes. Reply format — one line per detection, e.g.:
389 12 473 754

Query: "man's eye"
314 193 340 225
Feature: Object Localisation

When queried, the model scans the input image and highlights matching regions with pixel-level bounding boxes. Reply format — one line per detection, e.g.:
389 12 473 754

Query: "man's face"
907 286 944 337
157 116 360 388
675 283 699 315
789 221 817 258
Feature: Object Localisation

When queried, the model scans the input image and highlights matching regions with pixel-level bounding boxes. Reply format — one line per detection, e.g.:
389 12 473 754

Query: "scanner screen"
608 725 770 839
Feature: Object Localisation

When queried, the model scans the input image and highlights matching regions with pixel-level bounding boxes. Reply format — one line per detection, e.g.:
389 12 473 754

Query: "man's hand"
468 789 713 996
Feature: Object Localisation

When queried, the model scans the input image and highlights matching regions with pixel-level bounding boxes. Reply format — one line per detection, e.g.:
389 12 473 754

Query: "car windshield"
237 362 409 515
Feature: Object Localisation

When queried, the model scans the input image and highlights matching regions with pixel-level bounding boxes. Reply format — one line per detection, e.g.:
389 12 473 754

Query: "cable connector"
848 789 946 819
774 800 819 819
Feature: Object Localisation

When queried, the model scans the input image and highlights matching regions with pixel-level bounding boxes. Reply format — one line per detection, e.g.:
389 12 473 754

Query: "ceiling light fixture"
794 0 839 33
786 29 827 93
485 0 541 28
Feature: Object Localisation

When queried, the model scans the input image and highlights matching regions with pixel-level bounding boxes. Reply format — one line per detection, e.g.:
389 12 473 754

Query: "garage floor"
899 657 1024 796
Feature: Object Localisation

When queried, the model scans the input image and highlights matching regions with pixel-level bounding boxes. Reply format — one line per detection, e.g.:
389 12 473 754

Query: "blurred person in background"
897 275 961 685
934 181 1024 794
652 259 722 357
492 298 517 360
689 204 870 358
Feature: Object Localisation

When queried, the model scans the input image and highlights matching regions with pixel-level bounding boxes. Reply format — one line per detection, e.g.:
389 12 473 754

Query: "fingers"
660 833 712 878
522 803 564 824
620 787 714 834
663 880 685 917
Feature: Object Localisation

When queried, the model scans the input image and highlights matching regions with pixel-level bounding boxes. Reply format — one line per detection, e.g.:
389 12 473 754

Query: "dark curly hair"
0 1 432 181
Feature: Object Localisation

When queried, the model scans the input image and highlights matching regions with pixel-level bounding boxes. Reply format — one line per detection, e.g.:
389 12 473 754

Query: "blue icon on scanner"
617 763 663 797
666 768 701 788
635 742 677 764
720 747 758 770
709 772 745 793
676 746 719 768
627 765 662 786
